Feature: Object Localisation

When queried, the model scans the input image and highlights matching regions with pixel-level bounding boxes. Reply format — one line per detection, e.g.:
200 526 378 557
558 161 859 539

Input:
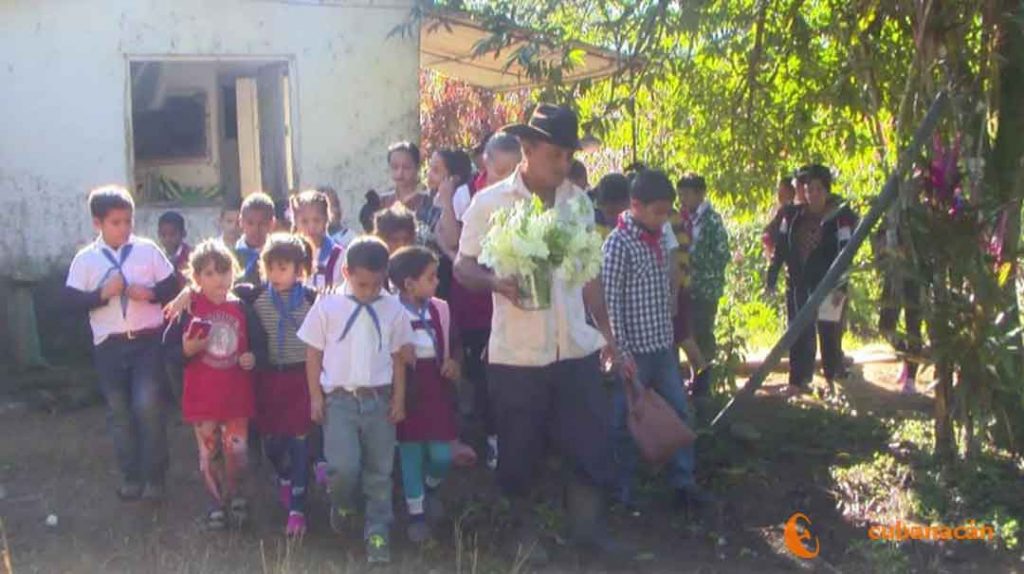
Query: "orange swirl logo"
784 512 820 559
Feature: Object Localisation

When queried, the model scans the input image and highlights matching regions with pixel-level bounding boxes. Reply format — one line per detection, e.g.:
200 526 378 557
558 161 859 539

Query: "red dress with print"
181 294 255 423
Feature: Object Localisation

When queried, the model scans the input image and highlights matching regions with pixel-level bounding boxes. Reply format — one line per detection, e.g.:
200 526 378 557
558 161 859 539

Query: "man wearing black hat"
454 104 629 564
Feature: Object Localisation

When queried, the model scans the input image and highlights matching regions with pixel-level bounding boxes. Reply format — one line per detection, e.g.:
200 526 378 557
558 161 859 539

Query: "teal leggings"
398 441 452 512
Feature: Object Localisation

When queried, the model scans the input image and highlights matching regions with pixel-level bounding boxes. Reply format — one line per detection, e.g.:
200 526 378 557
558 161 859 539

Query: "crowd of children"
65 105 863 565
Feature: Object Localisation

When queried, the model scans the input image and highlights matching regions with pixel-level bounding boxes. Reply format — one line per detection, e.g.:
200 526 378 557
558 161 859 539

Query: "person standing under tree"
455 104 631 565
677 173 730 399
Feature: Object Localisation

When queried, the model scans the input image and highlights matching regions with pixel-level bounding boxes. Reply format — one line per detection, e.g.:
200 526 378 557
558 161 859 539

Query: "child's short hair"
388 246 438 291
88 185 135 220
388 141 421 166
158 211 186 234
274 197 293 229
292 189 332 220
260 233 312 277
631 170 676 204
804 164 833 190
676 172 707 194
240 192 275 218
345 236 390 274
189 239 239 279
570 159 588 182
596 173 630 206
374 204 416 241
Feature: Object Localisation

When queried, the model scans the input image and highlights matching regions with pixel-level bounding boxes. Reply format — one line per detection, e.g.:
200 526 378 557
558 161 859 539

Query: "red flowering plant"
905 133 1023 461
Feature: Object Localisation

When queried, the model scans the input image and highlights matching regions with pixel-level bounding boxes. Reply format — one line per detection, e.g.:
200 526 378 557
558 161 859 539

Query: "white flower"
480 194 603 287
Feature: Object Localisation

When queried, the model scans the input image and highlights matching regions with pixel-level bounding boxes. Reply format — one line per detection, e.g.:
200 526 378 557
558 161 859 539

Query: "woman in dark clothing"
767 164 859 394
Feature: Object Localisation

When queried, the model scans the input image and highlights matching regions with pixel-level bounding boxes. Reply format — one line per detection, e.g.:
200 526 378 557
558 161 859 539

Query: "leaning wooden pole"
711 91 949 428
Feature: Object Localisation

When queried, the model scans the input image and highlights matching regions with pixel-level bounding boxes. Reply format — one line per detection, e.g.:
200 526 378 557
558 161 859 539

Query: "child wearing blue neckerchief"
297 237 414 564
234 192 276 286
388 246 461 544
293 189 347 292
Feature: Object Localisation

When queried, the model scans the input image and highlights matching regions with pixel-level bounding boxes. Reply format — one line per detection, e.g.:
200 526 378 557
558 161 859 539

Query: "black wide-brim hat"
502 104 581 150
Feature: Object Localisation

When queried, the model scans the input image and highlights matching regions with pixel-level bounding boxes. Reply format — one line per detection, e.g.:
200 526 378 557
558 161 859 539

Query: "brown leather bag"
625 378 697 466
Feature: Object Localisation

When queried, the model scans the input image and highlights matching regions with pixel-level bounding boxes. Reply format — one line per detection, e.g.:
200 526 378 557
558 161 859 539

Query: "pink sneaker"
278 480 292 510
314 461 329 488
285 511 306 537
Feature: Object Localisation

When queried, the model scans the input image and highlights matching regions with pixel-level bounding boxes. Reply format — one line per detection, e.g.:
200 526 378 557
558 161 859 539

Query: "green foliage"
157 176 221 205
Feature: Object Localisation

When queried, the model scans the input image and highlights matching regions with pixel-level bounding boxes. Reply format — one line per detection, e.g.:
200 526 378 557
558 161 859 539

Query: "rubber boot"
565 478 635 565
506 496 549 566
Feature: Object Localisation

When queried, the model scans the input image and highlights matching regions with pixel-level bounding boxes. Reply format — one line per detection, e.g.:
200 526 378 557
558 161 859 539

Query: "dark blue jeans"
93 335 168 485
612 348 695 501
264 435 309 514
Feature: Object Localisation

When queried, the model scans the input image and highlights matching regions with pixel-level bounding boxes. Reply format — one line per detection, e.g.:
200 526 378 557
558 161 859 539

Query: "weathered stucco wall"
0 0 419 278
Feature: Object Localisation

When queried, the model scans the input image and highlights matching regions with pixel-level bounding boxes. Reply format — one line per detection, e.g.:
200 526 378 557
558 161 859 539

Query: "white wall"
0 0 419 277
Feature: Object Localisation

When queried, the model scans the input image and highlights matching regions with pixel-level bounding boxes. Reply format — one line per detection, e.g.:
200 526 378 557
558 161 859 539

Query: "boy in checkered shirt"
602 170 711 513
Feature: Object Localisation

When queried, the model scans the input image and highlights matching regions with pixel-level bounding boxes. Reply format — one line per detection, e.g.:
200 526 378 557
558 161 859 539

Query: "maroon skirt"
398 359 458 442
255 366 312 436
673 287 694 344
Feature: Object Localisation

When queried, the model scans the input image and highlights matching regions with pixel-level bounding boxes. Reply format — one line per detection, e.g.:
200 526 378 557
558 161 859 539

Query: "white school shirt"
296 286 413 393
65 235 175 345
452 184 473 222
458 169 606 368
405 305 438 360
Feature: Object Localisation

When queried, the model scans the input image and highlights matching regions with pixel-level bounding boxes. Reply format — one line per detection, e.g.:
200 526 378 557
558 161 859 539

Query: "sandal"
206 508 227 531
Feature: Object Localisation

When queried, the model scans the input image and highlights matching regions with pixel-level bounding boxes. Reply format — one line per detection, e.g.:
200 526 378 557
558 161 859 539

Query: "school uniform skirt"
397 359 457 442
255 365 312 437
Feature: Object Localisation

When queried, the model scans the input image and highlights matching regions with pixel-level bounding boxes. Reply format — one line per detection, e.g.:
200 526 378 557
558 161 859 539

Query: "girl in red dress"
167 240 256 530
388 246 461 543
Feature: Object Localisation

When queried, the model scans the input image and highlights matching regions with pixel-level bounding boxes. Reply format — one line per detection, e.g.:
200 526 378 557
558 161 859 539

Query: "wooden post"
711 92 949 428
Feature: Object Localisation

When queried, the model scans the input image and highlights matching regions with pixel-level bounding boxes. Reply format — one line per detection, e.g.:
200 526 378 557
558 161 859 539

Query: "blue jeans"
612 349 695 500
93 335 168 485
323 389 396 538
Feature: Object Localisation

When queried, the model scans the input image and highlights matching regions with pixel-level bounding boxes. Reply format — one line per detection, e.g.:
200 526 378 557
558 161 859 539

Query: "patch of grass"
830 452 918 524
829 414 1024 552
845 539 912 574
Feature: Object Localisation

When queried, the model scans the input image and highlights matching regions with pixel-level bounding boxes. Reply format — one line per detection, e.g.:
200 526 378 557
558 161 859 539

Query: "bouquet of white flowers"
479 195 604 310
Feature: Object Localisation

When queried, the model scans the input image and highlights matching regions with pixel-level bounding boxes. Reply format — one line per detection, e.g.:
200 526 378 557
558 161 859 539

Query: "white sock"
406 495 424 515
425 476 442 490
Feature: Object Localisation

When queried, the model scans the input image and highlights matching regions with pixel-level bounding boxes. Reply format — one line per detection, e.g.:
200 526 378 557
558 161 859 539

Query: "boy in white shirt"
297 236 413 564
64 185 179 500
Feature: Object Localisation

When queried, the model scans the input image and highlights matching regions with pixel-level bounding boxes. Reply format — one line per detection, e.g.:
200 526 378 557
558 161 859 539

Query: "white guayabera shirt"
458 169 605 368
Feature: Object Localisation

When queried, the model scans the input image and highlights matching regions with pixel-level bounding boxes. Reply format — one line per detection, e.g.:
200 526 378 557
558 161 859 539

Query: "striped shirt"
252 288 313 365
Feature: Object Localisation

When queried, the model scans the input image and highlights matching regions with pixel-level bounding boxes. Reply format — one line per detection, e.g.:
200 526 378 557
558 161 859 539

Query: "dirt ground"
0 350 1019 573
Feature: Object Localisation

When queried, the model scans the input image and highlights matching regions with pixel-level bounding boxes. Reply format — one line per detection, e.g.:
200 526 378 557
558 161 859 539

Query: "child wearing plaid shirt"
602 170 710 512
